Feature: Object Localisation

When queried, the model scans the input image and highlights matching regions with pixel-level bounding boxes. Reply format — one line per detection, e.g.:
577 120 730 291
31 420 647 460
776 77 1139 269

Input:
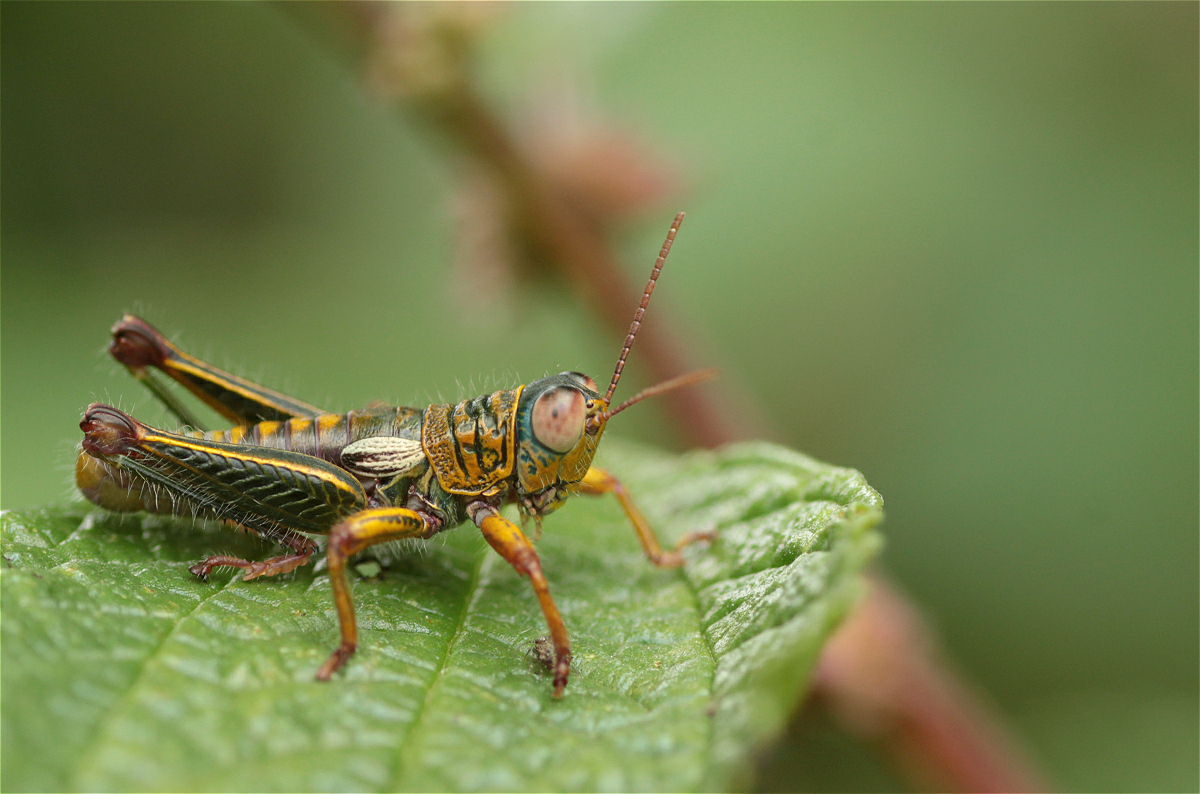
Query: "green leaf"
1 440 882 792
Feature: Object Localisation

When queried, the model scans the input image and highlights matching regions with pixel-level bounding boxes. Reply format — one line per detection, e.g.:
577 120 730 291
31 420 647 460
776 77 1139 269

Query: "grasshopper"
76 213 713 697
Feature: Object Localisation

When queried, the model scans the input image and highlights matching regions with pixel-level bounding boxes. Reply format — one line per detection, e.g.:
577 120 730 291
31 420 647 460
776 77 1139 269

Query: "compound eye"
531 387 586 453
565 372 598 392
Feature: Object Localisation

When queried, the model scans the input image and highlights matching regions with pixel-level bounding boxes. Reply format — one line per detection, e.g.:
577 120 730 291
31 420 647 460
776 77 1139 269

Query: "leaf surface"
1 440 882 792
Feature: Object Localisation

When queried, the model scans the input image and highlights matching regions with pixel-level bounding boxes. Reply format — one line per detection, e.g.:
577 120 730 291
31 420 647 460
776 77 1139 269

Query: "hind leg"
188 527 319 581
106 314 324 429
79 403 368 583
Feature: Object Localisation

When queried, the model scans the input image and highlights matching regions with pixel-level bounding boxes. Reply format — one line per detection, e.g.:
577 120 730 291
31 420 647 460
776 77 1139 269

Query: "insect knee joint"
109 316 168 370
80 404 140 457
514 547 542 579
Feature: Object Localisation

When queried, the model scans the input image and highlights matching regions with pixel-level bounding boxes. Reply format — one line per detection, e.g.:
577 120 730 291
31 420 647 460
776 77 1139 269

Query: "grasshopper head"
512 213 715 520
515 372 607 517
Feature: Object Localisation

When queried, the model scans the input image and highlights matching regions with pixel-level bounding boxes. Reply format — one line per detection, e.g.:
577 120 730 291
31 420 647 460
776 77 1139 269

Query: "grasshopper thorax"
515 372 607 517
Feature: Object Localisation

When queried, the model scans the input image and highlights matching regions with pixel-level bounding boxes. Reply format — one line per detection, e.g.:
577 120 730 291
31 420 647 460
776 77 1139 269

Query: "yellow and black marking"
111 422 367 538
109 315 324 426
163 350 325 425
422 388 521 495
197 406 422 465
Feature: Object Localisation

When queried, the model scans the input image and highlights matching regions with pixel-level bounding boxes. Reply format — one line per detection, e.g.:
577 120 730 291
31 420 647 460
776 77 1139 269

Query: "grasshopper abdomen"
195 406 424 469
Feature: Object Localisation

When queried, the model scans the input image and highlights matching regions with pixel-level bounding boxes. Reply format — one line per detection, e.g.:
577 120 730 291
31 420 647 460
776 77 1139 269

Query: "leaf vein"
68 569 242 788
384 542 491 790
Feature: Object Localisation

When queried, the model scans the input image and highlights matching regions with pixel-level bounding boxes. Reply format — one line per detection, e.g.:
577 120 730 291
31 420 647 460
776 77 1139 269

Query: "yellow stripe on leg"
316 507 433 681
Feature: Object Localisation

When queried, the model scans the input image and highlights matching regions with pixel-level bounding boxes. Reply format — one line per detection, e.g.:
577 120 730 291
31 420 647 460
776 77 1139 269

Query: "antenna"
603 212 685 405
601 368 718 422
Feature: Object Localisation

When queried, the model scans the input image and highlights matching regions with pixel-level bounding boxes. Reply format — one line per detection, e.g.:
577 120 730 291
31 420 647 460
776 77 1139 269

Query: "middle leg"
316 507 437 681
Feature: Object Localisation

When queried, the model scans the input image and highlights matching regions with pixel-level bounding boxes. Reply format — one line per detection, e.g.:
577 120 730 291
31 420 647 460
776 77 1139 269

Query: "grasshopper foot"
678 528 718 551
188 555 245 580
649 529 717 568
552 650 572 699
317 643 356 681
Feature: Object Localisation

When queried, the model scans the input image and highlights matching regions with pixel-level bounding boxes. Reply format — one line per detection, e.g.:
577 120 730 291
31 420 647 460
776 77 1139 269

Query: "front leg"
316 507 438 681
468 501 572 698
579 467 715 568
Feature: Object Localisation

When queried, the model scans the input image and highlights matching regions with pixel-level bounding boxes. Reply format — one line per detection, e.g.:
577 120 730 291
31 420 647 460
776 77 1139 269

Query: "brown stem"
293 6 1050 791
812 574 1048 792
428 83 753 447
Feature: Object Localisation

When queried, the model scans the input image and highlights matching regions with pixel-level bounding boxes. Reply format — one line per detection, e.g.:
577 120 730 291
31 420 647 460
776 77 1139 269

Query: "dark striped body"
77 394 536 538
77 405 432 534
191 405 424 467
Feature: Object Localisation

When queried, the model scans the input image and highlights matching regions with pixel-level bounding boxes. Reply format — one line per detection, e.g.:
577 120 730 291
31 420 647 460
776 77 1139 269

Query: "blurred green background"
2 3 1196 791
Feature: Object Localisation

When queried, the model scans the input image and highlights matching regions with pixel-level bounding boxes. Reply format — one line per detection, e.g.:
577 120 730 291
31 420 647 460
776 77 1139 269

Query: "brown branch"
331 2 759 448
392 70 750 446
447 88 754 447
289 5 1051 791
812 575 1048 792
